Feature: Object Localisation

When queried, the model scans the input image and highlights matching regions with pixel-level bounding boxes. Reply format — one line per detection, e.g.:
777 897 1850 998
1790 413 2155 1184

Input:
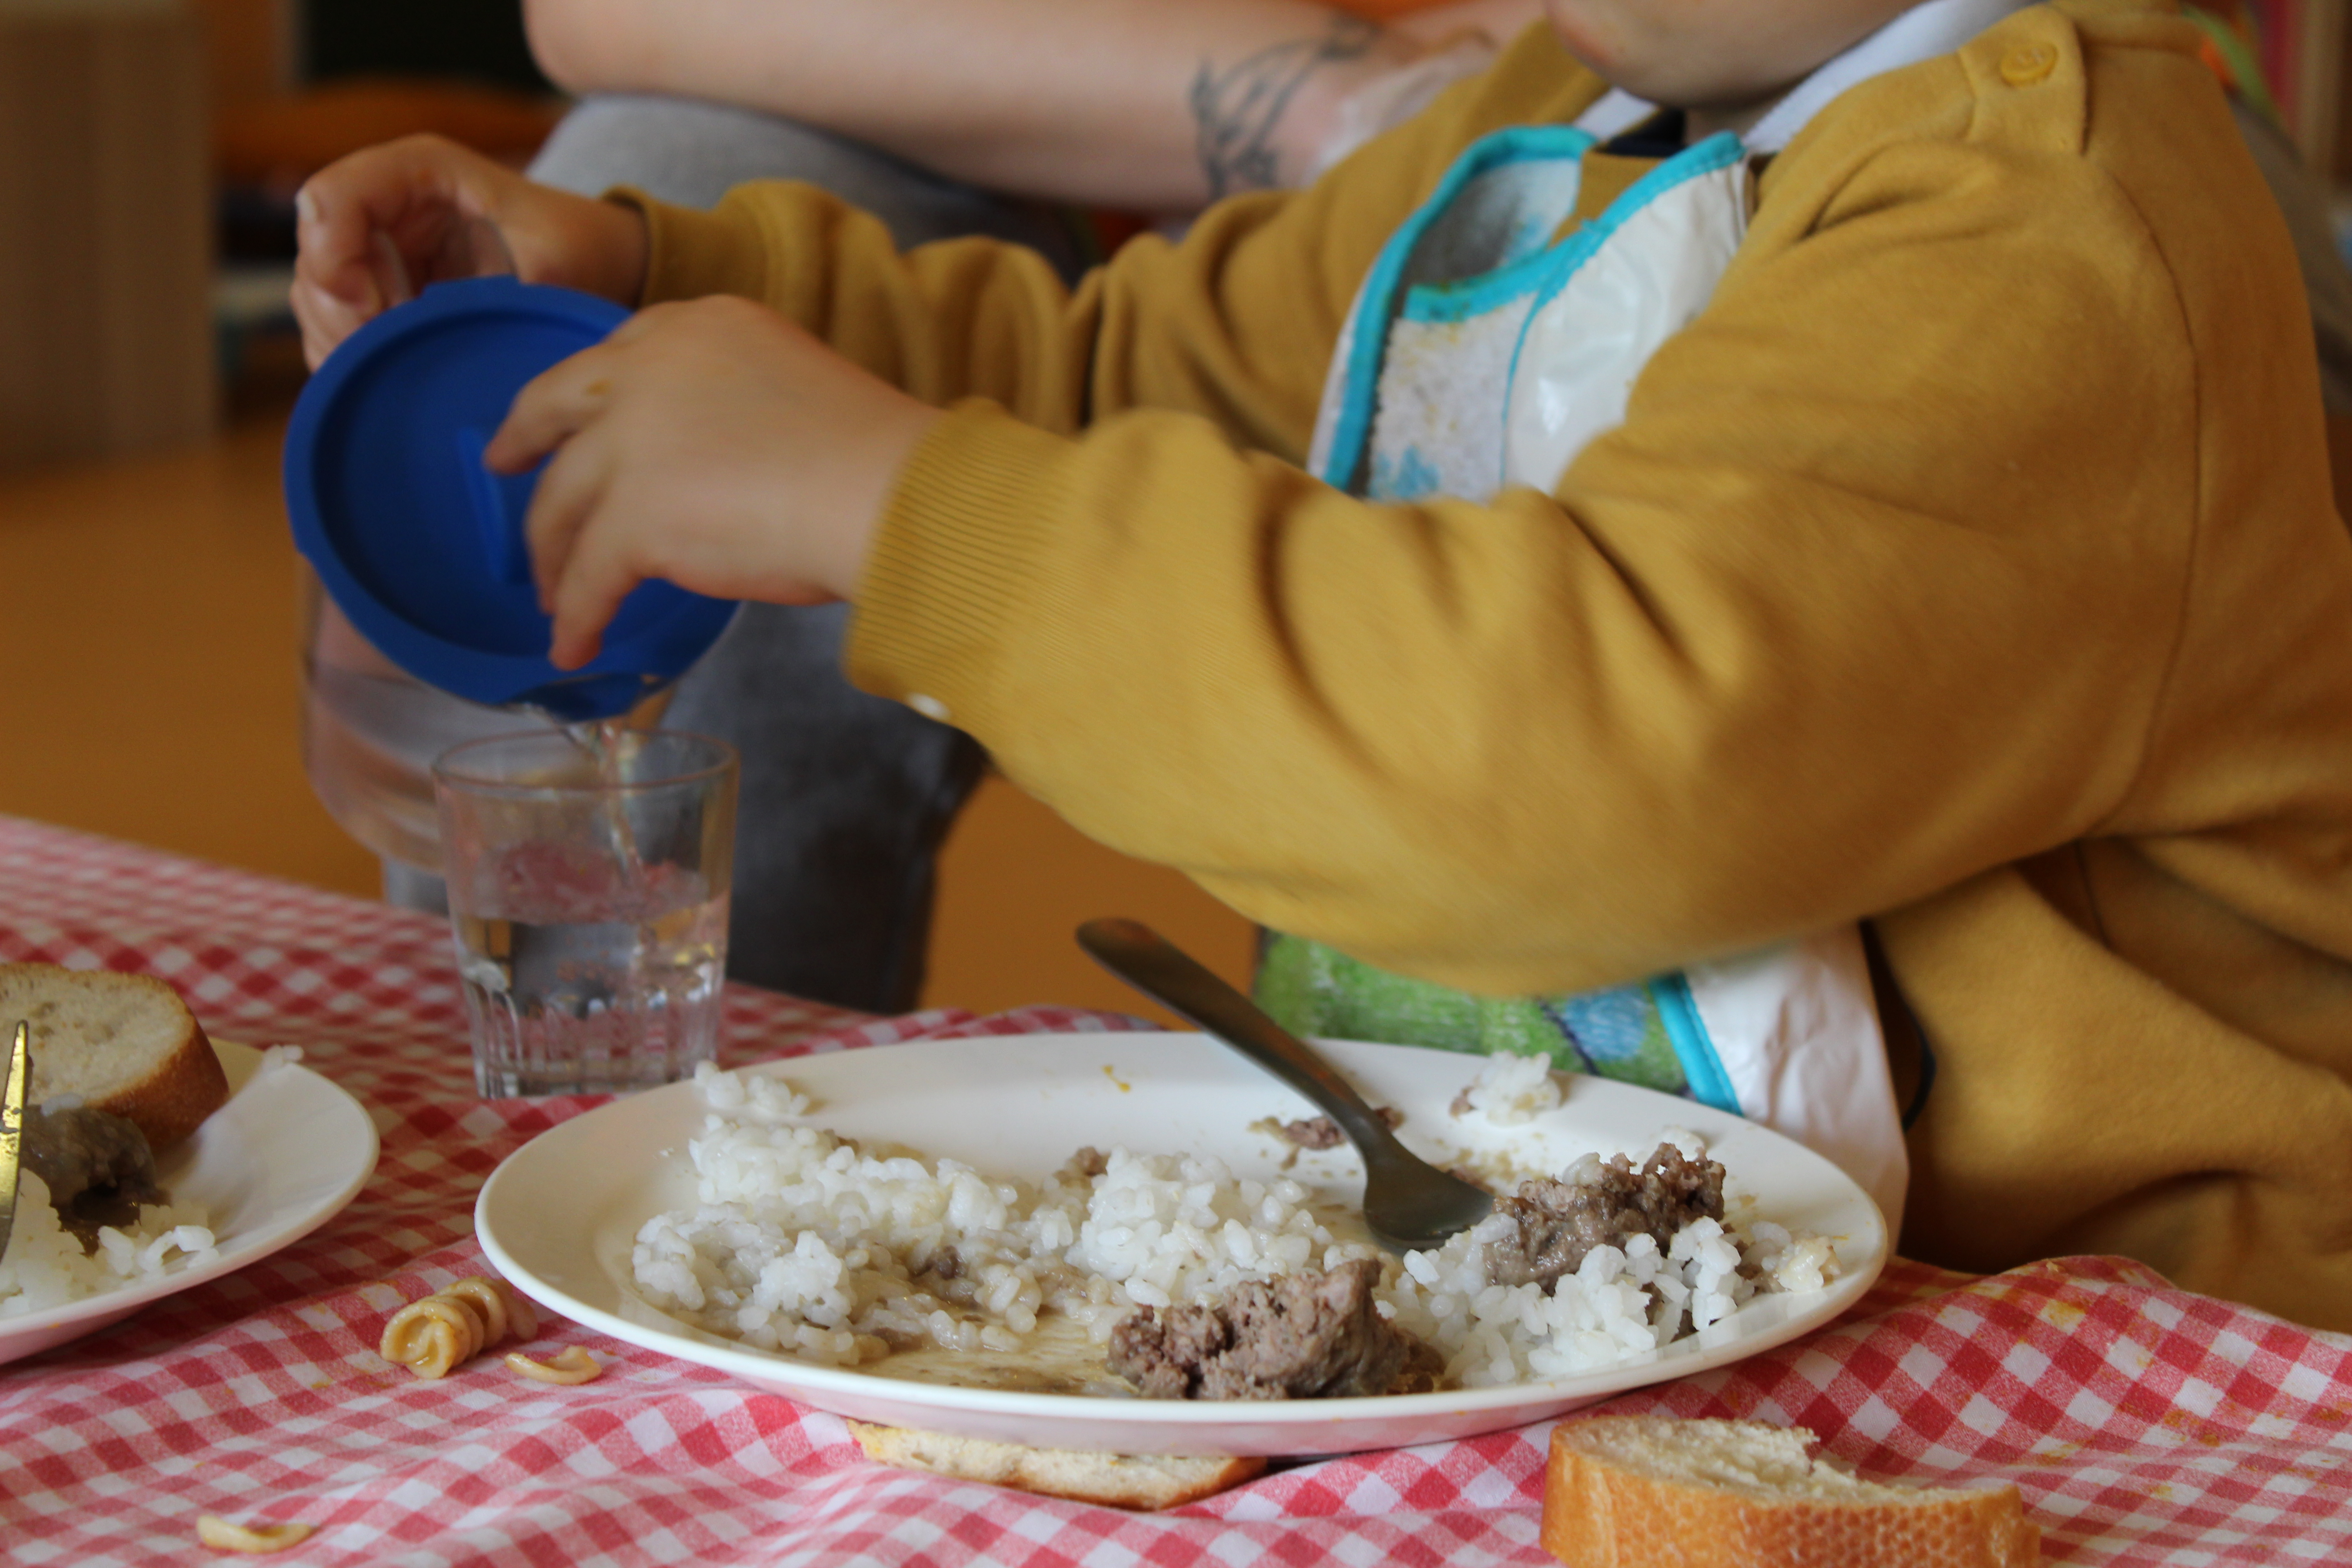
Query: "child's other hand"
291 135 649 370
484 296 941 670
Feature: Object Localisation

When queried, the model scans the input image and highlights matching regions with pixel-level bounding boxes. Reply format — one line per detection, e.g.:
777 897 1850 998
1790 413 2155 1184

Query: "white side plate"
480 1032 1885 1455
0 1040 380 1366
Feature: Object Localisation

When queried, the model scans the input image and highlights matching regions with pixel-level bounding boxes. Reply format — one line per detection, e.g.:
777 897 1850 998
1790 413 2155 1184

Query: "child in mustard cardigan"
294 0 2352 1331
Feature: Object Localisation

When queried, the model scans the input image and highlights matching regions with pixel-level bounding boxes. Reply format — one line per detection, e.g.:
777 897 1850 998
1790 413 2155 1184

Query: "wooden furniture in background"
0 0 215 472
185 0 289 107
2246 0 2352 176
925 776 1258 1023
214 81 562 190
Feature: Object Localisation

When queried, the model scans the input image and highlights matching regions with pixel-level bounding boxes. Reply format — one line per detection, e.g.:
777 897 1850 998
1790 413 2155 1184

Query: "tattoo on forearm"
1191 17 1379 201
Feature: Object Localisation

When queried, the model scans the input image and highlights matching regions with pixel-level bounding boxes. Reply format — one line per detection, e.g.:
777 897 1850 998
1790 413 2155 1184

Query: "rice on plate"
629 1053 1842 1393
0 1168 215 1319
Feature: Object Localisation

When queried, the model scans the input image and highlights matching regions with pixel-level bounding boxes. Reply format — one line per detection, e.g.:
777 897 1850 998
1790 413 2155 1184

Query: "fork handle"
1075 918 1402 1155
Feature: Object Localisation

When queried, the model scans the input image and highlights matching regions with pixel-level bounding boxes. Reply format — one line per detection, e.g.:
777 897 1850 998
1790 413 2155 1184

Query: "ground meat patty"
1272 1106 1403 1151
22 1102 164 1242
1107 1258 1424 1400
1483 1143 1725 1289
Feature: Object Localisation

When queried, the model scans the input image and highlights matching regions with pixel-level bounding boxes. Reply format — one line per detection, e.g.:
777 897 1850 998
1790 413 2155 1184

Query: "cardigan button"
1999 42 2058 85
907 693 951 722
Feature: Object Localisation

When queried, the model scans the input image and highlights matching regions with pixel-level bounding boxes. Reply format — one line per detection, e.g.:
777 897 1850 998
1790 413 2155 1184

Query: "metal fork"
1076 919 1494 1254
0 1022 28 1261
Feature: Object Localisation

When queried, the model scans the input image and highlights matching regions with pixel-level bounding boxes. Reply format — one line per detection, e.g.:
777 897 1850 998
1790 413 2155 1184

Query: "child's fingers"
489 303 691 475
595 305 668 349
292 181 375 309
291 193 390 364
295 143 446 298
293 136 500 362
291 275 372 371
486 340 624 476
520 430 615 617
545 522 643 672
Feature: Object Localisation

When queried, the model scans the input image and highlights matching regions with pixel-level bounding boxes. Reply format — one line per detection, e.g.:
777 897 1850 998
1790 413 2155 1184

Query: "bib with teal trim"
1269 120 1772 1113
1255 934 1713 1100
1247 0 2053 1230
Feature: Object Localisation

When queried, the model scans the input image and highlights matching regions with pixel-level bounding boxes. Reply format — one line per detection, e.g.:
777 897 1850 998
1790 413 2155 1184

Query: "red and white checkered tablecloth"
0 813 2347 1567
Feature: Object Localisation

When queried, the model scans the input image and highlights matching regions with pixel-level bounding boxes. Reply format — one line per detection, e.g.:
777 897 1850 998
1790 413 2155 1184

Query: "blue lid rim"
285 277 737 717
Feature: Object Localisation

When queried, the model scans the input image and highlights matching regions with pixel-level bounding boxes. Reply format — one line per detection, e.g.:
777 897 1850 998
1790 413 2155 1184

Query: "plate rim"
477 1030 1887 1442
0 1039 381 1357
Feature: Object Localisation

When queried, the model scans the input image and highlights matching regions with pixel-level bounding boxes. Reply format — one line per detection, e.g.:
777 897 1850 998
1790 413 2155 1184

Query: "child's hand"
291 135 650 370
484 296 942 670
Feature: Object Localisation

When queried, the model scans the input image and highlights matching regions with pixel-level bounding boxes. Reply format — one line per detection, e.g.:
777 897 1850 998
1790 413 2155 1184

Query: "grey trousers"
387 97 1076 1013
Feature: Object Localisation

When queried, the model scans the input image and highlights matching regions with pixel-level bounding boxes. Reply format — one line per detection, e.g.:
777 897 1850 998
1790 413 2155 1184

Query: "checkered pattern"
1 814 2347 1566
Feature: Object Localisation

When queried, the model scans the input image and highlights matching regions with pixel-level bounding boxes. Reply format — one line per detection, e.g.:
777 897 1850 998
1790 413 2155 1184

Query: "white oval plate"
478 1032 1886 1456
0 1040 380 1366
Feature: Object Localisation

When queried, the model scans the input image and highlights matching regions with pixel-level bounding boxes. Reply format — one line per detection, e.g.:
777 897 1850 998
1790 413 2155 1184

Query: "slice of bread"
1 964 229 1150
1542 1415 2041 1567
846 1421 1267 1511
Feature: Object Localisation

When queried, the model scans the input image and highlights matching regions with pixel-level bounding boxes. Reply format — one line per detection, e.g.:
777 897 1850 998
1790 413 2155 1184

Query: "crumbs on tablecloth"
196 1516 316 1553
506 1346 603 1384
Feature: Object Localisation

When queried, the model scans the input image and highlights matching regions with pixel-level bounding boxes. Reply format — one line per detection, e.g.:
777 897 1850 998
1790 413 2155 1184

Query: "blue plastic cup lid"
285 275 737 722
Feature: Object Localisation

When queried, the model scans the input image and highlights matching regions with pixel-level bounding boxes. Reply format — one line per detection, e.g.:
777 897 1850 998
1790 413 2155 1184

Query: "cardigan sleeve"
843 44 2207 998
630 17 2215 1001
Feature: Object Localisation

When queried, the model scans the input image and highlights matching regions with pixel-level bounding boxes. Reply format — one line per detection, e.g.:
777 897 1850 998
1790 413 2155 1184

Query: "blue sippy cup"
284 276 737 724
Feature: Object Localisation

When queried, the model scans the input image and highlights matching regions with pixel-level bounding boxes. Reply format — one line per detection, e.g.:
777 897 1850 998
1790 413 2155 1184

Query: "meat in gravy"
1483 1143 1725 1289
1108 1258 1437 1400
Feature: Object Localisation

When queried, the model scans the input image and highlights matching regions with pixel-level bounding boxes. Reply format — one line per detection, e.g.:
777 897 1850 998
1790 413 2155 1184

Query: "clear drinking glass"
432 730 738 1097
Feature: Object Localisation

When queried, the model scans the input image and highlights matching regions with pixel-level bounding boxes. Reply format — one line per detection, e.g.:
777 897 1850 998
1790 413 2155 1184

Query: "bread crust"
846 1421 1267 1510
2 963 229 1149
1542 1416 2042 1568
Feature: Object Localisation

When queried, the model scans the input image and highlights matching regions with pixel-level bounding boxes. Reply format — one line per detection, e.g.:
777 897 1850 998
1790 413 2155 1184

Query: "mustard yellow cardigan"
629 0 2352 1328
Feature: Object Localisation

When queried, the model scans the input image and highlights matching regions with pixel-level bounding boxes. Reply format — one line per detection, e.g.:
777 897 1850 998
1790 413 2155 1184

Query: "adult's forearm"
524 0 1515 211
